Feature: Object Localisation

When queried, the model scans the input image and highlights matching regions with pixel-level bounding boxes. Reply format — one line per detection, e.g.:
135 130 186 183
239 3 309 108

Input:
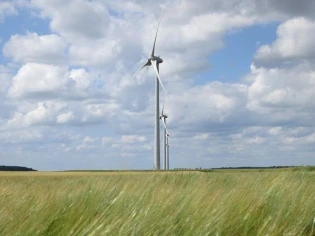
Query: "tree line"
0 165 37 171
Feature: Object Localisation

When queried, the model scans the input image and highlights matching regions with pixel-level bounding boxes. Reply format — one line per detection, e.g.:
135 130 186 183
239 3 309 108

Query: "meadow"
0 169 314 235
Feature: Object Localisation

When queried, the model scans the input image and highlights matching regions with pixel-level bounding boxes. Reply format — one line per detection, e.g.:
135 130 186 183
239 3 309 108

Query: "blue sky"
0 9 50 63
1 0 315 170
205 24 278 83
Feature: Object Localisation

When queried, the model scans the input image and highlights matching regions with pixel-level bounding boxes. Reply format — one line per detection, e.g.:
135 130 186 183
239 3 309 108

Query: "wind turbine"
131 8 167 170
166 133 170 170
160 104 169 170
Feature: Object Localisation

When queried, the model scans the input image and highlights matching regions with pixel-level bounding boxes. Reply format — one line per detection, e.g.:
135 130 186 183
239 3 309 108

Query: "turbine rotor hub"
160 114 168 119
149 56 163 64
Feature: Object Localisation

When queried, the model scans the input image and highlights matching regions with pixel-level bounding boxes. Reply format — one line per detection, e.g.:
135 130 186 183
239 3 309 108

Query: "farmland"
0 169 314 235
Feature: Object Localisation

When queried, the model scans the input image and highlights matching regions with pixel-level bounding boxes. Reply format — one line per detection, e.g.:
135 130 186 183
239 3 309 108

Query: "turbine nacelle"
149 56 163 64
159 114 168 119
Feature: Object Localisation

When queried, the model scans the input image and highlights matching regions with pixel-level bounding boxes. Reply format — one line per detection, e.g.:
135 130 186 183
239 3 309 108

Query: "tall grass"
0 171 314 235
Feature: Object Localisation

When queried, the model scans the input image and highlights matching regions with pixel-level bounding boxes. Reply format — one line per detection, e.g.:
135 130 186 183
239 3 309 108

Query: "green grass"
0 171 314 235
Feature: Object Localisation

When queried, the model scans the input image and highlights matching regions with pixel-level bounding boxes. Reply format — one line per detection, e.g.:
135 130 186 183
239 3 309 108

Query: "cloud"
193 133 209 140
267 0 315 19
0 65 13 93
8 63 70 99
101 137 113 146
120 135 146 143
245 16 315 130
229 126 315 155
6 101 66 127
247 61 315 127
0 129 43 144
7 63 100 100
69 39 121 67
5 99 121 128
68 69 91 90
166 82 249 132
76 136 99 151
31 0 110 42
57 111 75 124
142 11 257 78
169 0 315 20
3 32 67 64
0 2 17 22
254 18 315 68
0 65 14 120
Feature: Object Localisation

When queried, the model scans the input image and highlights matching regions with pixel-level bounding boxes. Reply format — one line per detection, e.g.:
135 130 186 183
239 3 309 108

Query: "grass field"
0 170 314 235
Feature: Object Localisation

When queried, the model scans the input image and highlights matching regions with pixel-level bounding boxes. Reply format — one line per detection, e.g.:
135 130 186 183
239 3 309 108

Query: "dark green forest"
0 166 37 171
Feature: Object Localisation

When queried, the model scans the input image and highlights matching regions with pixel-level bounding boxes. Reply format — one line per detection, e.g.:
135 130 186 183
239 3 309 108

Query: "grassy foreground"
0 171 314 235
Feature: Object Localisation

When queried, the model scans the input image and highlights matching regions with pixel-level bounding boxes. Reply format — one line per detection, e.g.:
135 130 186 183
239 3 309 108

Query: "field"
0 170 314 235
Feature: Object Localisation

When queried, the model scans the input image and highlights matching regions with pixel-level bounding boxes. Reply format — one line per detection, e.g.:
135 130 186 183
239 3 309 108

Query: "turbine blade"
151 6 166 57
151 62 167 95
161 103 165 115
131 60 151 80
161 118 168 135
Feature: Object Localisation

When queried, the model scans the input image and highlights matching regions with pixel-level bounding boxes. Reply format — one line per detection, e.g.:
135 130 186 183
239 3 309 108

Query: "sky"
1 0 315 171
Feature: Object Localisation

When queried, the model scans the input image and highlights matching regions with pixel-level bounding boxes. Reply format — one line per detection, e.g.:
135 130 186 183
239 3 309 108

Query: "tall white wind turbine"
131 8 167 170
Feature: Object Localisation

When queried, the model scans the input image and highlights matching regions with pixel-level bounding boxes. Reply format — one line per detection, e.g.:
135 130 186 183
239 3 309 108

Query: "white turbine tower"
160 105 169 170
131 8 167 170
166 133 170 170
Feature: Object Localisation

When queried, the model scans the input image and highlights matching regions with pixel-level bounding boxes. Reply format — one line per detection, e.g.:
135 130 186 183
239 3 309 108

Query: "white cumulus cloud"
3 32 67 64
254 17 315 67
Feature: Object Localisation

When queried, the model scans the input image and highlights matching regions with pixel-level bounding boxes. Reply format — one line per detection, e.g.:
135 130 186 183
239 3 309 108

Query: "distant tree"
0 166 37 171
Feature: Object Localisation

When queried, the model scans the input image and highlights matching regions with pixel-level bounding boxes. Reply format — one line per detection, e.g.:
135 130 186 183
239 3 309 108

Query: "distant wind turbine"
131 8 167 170
160 104 169 170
